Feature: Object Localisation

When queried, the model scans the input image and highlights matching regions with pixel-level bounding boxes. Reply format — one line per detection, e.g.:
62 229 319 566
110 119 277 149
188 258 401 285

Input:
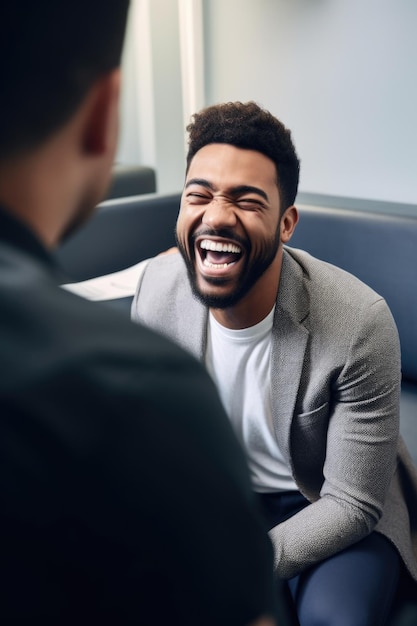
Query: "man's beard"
176 225 281 309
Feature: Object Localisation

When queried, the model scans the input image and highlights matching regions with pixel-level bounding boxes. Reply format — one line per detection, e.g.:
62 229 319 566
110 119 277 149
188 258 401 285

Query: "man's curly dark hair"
185 101 300 213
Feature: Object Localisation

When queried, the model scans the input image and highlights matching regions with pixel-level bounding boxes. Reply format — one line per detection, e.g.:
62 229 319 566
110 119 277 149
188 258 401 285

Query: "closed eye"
186 192 211 204
236 198 266 210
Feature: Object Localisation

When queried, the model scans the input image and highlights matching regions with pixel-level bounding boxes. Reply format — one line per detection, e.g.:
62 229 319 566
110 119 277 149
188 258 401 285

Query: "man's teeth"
200 240 241 254
203 260 232 268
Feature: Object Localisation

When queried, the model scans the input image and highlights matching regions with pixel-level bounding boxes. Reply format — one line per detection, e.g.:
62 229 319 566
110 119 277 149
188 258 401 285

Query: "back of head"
186 101 300 212
0 0 130 161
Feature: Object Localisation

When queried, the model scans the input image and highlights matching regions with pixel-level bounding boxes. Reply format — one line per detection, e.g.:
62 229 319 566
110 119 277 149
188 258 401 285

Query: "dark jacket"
0 206 277 625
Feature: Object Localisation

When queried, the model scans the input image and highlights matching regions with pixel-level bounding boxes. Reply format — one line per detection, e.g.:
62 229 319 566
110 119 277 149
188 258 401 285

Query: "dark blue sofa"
57 192 179 283
105 164 157 200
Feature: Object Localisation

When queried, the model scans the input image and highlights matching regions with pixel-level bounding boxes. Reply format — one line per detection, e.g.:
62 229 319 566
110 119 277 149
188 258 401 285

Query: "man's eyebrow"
185 178 215 191
230 185 269 202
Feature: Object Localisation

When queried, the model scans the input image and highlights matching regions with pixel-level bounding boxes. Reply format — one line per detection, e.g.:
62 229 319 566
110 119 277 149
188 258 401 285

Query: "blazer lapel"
176 288 208 361
135 253 207 361
164 255 208 361
270 249 310 465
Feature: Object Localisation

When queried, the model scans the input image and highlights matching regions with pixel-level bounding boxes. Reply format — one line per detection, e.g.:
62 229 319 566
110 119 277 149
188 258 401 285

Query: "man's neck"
210 254 283 330
1 163 51 249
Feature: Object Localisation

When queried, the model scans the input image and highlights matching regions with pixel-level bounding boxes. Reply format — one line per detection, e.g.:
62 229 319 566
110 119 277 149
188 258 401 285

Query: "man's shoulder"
133 251 196 316
0 266 200 390
132 251 206 357
282 247 400 351
142 251 187 286
285 246 383 303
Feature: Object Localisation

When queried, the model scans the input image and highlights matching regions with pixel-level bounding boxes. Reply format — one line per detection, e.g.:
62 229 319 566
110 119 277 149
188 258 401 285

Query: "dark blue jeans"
258 491 400 626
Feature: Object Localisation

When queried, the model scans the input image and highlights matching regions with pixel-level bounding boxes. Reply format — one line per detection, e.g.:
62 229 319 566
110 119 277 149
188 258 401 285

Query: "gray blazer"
132 247 417 582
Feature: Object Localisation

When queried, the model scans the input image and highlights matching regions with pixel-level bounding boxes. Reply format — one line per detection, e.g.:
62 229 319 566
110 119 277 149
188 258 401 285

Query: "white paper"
61 258 151 301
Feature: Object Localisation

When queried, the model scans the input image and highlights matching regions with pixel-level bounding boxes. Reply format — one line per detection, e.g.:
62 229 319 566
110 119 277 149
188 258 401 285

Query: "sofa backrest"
288 204 417 383
56 192 181 283
105 164 157 199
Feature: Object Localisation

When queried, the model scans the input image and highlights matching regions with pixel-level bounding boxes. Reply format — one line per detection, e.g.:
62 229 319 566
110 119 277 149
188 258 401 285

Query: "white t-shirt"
205 308 297 493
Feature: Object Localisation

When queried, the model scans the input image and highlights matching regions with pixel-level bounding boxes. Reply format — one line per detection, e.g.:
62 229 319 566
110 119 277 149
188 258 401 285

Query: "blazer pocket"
292 402 329 478
296 401 329 424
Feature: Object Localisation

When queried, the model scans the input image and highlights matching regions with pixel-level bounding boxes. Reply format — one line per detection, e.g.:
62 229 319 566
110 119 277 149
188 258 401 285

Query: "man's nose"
202 198 237 228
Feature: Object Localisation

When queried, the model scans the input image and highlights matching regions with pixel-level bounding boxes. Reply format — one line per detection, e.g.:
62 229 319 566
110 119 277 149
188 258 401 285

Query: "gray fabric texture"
131 247 417 583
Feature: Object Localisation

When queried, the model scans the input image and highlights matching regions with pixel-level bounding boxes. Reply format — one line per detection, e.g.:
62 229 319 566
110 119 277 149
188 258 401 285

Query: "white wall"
117 0 186 193
117 0 156 168
202 0 417 206
118 0 417 206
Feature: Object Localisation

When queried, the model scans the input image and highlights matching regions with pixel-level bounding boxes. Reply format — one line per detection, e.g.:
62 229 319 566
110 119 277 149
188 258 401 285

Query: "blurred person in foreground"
132 101 417 625
0 5 282 625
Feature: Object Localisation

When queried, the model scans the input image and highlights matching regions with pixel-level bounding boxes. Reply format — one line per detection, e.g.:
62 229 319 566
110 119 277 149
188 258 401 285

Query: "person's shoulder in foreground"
0 4 279 624
0 237 277 623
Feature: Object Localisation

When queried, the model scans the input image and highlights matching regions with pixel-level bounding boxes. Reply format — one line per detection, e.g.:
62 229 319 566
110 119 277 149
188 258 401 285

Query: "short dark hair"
0 1 130 160
186 101 300 212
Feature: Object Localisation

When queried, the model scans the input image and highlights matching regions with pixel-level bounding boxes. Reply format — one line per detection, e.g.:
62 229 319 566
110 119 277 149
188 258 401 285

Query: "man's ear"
82 68 121 156
280 205 299 243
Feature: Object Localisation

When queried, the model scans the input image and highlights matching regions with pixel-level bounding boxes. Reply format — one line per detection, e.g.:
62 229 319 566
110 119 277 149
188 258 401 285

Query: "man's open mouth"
199 238 242 268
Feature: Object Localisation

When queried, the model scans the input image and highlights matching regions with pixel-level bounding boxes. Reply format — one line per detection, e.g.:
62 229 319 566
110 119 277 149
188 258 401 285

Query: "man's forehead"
187 143 277 185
